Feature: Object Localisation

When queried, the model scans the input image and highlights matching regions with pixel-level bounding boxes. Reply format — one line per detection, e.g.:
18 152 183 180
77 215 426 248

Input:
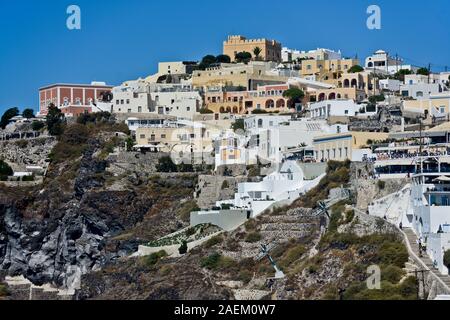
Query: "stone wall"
0 137 56 171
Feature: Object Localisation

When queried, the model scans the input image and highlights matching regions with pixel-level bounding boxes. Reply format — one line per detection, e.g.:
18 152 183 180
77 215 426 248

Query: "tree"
394 69 413 81
31 121 45 131
348 65 364 73
416 67 430 76
235 51 252 64
444 250 450 272
231 119 245 132
253 47 262 61
0 107 19 129
198 54 217 70
283 87 305 109
46 104 65 136
178 240 188 255
22 108 35 119
368 94 385 104
0 159 13 177
156 156 177 172
216 54 231 64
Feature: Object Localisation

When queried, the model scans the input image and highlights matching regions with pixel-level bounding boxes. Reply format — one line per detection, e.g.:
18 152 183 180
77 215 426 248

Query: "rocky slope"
0 122 197 292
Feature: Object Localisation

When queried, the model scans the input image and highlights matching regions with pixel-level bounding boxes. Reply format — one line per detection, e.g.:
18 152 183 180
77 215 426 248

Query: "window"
127 109 131 113
161 134 166 139
345 147 348 157
440 106 446 113
126 99 130 104
187 107 191 111
345 110 349 115
140 134 145 139
138 106 142 113
150 134 156 141
416 91 424 97
121 99 124 104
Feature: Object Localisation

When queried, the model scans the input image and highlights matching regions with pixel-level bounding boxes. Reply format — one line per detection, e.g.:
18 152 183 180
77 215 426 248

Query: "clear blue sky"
1 0 449 115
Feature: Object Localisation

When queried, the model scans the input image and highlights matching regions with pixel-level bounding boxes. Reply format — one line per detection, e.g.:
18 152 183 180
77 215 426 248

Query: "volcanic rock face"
0 135 190 291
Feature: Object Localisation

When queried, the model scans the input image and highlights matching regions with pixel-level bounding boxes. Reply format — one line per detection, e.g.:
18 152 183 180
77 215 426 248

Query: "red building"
39 82 113 116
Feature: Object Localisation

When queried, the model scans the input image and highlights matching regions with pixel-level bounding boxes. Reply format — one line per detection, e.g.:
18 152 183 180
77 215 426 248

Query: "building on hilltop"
223 35 282 63
38 82 113 116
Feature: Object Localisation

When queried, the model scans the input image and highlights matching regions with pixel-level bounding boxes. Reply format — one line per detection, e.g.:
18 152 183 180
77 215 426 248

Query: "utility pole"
395 53 399 74
428 63 431 84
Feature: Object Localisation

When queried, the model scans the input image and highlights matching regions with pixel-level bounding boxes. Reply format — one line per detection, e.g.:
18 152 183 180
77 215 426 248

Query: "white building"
282 47 342 63
99 80 202 119
400 83 442 100
379 79 401 92
308 99 365 119
217 160 325 217
252 118 348 164
365 50 418 74
244 115 291 131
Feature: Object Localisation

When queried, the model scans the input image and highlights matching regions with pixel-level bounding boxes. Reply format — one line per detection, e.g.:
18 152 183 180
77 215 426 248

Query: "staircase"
403 228 450 289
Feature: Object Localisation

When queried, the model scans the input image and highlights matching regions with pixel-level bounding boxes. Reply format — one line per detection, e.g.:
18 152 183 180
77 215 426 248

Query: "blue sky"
0 0 449 115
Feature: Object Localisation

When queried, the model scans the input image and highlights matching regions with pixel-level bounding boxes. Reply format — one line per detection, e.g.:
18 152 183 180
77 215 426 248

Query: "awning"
433 176 450 182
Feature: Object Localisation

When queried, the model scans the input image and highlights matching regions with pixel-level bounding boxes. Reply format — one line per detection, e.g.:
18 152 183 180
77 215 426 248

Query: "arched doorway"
351 79 357 88
219 107 226 113
318 93 326 101
328 92 336 100
265 99 275 108
276 99 285 109
232 106 238 113
343 79 350 88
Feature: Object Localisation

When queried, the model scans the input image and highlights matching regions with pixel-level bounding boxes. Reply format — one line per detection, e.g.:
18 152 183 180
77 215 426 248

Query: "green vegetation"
0 107 19 129
348 65 365 73
251 109 268 114
377 180 386 190
204 235 223 248
343 276 416 300
46 104 65 136
22 108 35 119
238 270 253 284
245 231 262 243
198 54 231 70
368 94 385 104
221 180 229 190
283 88 305 109
278 244 307 269
235 51 252 64
200 252 237 270
178 240 188 254
143 250 167 267
0 160 13 181
199 108 214 114
31 121 45 131
48 123 90 164
231 119 245 132
293 160 351 208
0 284 8 297
21 175 35 182
253 47 262 60
444 250 450 271
176 200 200 222
156 156 177 172
416 67 430 76
393 69 413 81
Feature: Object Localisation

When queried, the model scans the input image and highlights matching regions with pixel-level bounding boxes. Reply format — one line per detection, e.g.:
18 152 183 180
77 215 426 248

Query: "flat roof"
39 83 113 90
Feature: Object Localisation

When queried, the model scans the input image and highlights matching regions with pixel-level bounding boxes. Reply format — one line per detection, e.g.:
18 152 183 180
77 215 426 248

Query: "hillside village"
1 35 450 300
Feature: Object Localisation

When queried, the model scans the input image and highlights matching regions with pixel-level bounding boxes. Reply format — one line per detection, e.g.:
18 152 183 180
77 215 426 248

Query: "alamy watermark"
366 5 381 30
367 265 381 290
66 5 81 30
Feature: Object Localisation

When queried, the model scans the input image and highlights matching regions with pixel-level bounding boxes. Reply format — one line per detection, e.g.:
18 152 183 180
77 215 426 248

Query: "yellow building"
313 132 389 161
192 62 287 91
204 84 294 114
300 58 359 77
223 35 282 62
403 95 450 116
